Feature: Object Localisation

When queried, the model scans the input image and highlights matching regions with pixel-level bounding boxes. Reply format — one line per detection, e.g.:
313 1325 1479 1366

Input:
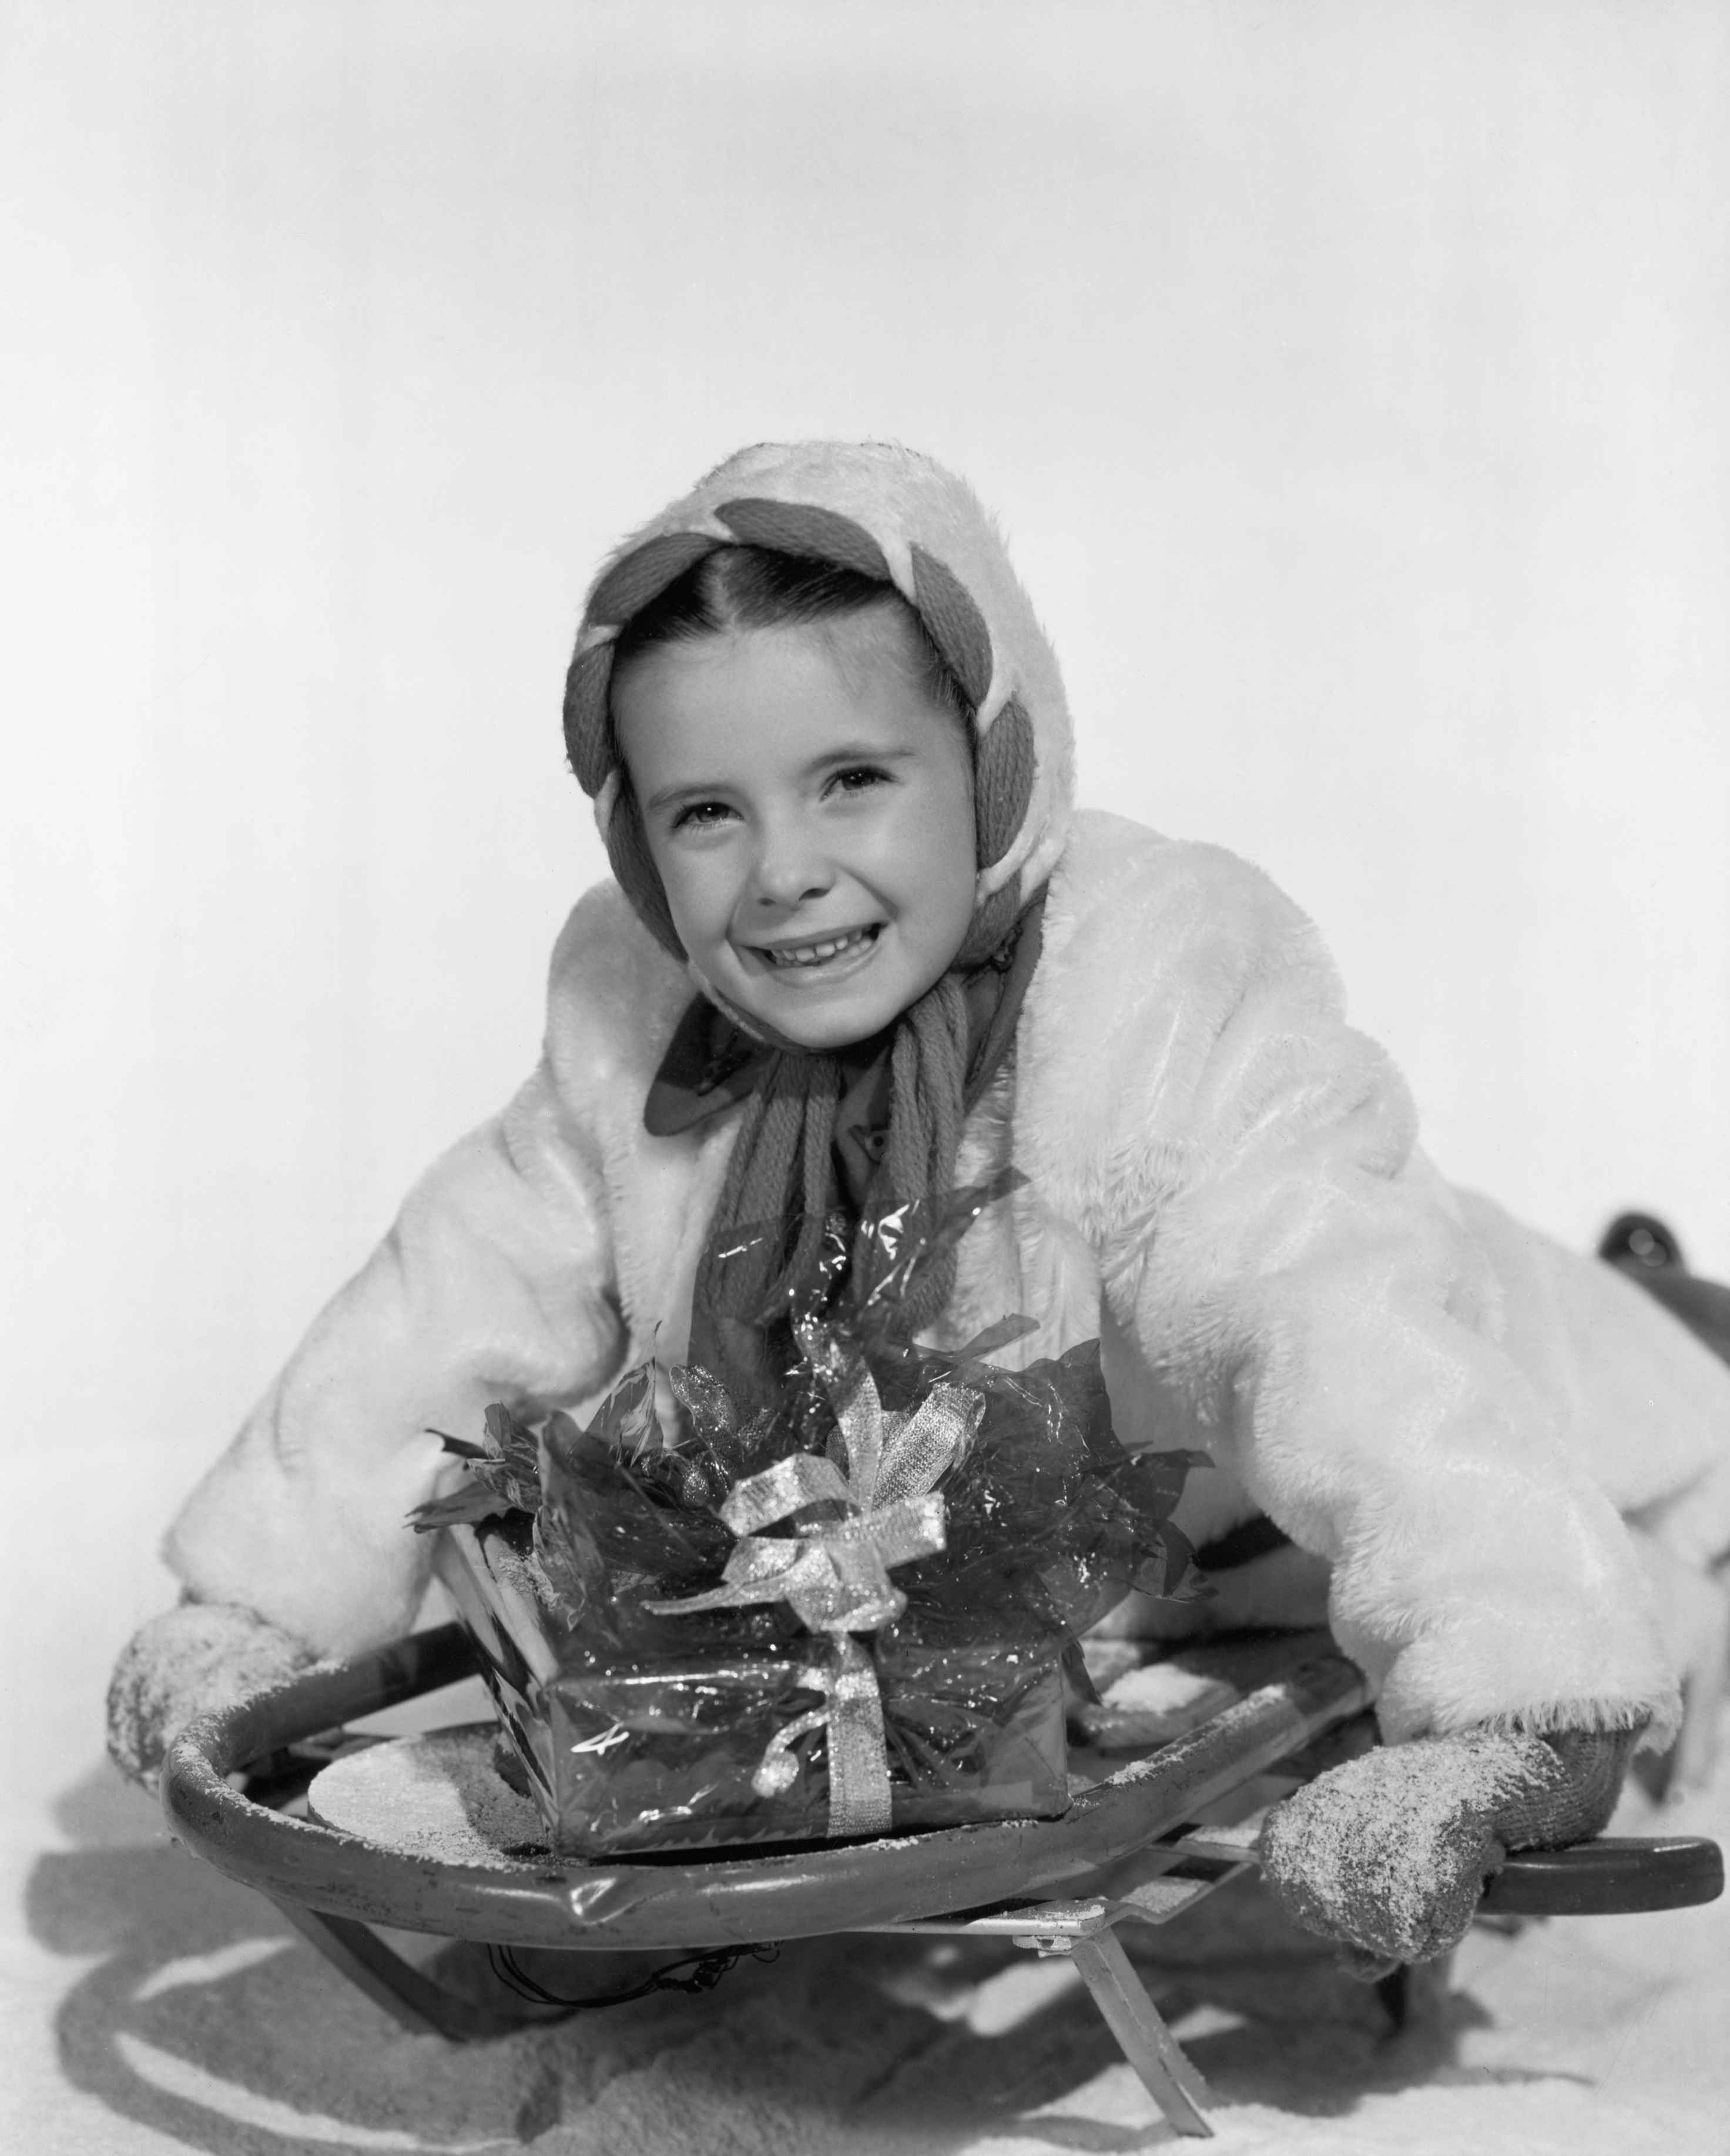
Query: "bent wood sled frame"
160 1623 1724 2141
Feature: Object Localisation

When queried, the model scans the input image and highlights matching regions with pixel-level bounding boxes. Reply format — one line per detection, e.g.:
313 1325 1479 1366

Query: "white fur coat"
166 809 1730 1749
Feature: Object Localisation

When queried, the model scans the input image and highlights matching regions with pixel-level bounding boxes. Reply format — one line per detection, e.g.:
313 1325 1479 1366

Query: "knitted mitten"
1258 1725 1641 1974
106 1598 320 1791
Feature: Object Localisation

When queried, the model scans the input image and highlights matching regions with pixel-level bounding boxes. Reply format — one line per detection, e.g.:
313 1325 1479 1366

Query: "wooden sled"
160 1621 1723 2140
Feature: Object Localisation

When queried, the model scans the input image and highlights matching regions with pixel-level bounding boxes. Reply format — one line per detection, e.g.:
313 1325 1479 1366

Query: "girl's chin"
725 972 908 1052
699 934 956 1050
747 993 897 1051
706 936 895 1046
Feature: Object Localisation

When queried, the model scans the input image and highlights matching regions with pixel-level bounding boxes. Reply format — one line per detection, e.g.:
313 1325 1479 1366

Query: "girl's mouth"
750 925 881 972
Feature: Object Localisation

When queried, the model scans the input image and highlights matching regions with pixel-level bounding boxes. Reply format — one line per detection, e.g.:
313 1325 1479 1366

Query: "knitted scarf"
643 898 1045 1401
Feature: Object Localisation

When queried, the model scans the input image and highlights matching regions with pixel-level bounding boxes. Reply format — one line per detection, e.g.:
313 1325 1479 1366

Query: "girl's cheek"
697 852 749 932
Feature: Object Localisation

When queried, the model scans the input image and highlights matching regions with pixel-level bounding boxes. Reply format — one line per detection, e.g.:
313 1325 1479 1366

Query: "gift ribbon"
645 1329 984 1836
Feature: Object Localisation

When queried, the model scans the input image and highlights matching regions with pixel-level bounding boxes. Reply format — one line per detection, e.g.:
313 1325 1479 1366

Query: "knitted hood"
562 441 1077 955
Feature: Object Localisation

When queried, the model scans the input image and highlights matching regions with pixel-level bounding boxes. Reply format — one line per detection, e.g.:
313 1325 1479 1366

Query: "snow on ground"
8 1448 1730 2156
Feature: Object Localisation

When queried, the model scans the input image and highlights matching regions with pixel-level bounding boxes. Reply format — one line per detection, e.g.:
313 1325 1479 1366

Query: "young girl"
110 440 1730 1971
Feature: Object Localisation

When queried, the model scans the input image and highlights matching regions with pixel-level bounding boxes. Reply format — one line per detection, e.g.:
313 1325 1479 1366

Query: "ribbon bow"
645 1328 984 1835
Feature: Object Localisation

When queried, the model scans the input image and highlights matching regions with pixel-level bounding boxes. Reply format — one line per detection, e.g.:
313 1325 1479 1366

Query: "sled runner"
160 1621 1723 2140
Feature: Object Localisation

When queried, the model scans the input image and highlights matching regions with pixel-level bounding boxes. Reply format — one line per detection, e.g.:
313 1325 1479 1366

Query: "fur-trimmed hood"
560 441 1075 946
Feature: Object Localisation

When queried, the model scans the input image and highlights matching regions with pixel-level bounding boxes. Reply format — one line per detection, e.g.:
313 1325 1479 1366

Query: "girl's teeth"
769 929 870 967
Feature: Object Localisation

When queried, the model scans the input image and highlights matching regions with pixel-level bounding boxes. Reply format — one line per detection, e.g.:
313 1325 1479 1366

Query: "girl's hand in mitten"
106 1599 320 1792
1258 1724 1641 1975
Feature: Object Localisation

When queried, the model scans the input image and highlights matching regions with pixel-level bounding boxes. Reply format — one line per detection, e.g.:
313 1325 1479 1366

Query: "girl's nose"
750 819 834 910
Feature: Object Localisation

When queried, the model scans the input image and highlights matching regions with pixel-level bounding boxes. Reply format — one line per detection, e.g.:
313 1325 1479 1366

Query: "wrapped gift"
415 1180 1205 1856
435 1514 1069 1853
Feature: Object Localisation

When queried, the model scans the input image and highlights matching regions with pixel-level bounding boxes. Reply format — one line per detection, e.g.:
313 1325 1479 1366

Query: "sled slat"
1071 1929 1215 2137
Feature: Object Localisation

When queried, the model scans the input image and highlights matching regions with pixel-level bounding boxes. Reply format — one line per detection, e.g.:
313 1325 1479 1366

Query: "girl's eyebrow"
809 742 916 771
641 776 722 813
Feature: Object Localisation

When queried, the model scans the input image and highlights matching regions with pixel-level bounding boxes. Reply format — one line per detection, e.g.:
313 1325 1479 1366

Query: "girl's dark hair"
609 545 973 739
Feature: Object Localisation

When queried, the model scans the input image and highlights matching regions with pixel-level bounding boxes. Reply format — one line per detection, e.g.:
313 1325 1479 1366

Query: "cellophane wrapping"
416 1178 1204 1856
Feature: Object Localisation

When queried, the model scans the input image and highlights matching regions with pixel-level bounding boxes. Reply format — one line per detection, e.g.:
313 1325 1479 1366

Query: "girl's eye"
669 799 735 833
827 764 891 798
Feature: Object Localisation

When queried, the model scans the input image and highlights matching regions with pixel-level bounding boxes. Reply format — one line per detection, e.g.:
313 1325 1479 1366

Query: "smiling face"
612 610 978 1050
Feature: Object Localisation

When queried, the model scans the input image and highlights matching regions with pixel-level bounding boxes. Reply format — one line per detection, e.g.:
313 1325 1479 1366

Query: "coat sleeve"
164 996 628 1661
1034 823 1680 1745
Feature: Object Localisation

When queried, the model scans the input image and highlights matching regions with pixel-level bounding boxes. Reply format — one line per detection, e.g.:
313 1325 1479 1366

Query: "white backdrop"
5 2 1728 1621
